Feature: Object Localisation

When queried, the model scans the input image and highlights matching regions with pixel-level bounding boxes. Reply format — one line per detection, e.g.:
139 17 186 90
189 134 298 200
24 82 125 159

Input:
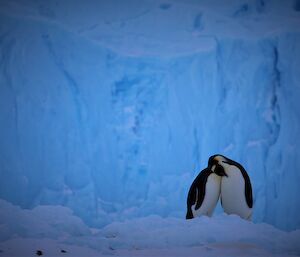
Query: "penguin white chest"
192 173 221 217
221 166 252 220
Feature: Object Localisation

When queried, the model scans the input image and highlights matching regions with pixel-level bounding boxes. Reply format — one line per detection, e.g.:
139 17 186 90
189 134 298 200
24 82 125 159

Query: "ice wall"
0 0 300 230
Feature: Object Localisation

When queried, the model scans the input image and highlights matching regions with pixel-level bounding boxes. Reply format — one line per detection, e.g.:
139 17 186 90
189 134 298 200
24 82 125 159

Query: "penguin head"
208 154 228 177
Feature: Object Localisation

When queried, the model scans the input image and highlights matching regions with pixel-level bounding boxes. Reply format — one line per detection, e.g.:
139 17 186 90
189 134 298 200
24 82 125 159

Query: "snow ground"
1 238 298 257
0 220 299 257
0 200 300 257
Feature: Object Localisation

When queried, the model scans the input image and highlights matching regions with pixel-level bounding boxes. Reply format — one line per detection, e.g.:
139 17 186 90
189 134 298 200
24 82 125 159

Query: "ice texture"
0 0 300 231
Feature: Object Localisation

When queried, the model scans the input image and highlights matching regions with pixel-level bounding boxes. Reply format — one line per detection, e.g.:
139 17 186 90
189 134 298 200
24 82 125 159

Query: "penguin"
186 167 223 219
208 154 253 220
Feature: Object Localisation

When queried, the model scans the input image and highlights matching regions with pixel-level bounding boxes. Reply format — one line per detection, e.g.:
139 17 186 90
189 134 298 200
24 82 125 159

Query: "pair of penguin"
186 154 253 220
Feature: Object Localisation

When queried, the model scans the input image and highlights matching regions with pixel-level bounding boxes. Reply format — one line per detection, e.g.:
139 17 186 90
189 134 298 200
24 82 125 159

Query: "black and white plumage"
186 168 221 219
208 154 253 220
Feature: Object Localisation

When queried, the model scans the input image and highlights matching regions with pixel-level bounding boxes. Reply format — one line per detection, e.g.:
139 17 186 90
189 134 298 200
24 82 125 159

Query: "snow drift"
0 199 300 257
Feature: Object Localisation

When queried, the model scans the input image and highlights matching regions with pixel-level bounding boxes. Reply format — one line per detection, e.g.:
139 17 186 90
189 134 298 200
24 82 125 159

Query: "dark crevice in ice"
262 42 282 223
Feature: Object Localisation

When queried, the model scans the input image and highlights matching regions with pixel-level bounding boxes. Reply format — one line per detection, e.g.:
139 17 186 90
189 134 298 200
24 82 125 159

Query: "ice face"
0 0 299 230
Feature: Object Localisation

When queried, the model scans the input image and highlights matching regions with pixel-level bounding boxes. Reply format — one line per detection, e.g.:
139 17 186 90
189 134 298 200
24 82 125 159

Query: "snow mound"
0 200 300 257
0 199 90 241
99 215 300 255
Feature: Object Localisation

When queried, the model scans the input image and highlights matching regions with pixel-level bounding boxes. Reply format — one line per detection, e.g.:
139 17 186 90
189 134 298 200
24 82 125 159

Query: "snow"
0 200 90 241
0 0 300 251
0 199 300 257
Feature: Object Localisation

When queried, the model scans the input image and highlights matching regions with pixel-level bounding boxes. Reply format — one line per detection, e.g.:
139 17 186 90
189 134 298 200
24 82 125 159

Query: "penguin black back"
186 168 213 219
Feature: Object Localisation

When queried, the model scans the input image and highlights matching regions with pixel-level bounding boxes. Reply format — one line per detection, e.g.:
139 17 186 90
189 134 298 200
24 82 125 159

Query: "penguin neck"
222 162 238 176
210 172 222 182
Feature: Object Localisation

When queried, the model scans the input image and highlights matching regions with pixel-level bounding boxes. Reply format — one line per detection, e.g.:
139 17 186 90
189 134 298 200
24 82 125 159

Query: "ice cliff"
0 0 300 230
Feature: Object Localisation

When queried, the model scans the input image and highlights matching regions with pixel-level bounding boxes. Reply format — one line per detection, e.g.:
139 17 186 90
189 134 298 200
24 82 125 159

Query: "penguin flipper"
195 186 206 210
239 166 253 208
192 168 211 210
186 168 212 218
186 184 197 219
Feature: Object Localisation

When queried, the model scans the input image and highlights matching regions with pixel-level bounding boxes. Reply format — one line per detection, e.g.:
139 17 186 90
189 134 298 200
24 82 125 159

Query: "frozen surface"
0 200 300 257
0 0 300 232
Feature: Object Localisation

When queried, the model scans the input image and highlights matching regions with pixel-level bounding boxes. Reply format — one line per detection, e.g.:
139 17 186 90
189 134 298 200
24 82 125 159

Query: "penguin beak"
214 164 228 177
